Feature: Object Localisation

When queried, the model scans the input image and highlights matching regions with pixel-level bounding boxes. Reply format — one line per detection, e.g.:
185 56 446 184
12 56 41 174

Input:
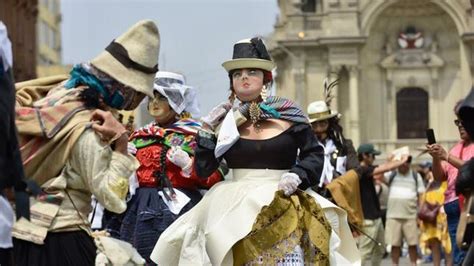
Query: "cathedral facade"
268 0 474 154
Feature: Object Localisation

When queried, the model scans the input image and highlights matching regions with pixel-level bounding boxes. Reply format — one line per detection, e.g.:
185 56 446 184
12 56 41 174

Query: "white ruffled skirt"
150 169 360 265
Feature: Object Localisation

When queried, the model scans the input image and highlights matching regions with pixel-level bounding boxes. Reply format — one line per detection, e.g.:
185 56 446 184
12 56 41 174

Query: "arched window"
301 0 316 13
396 88 429 139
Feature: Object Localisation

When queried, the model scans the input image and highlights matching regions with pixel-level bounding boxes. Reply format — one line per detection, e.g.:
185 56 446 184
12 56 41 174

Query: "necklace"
249 101 262 131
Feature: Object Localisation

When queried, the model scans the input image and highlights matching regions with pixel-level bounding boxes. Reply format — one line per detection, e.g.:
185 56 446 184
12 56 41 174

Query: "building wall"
37 0 69 77
268 0 474 155
0 0 68 81
0 0 38 81
360 2 464 143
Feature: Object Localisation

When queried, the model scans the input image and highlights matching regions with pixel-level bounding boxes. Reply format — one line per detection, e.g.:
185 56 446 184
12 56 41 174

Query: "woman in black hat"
151 37 360 265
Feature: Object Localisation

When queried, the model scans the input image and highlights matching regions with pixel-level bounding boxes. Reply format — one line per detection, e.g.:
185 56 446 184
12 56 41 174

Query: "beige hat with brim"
91 20 160 98
307 100 339 123
222 58 275 72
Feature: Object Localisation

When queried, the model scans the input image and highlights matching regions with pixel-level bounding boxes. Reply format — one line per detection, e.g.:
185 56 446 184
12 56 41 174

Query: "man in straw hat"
12 20 159 265
307 99 358 192
306 99 364 235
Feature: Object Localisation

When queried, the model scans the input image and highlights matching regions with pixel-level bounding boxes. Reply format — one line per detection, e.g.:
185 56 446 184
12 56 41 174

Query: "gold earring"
260 85 268 102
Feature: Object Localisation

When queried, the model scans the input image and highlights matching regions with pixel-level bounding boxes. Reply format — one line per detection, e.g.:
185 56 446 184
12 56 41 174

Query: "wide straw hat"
222 37 275 72
307 100 339 123
91 20 160 98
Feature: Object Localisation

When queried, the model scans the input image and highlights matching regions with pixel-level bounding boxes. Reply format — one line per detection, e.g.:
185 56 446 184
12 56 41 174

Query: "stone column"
329 65 342 112
348 65 360 146
293 52 306 107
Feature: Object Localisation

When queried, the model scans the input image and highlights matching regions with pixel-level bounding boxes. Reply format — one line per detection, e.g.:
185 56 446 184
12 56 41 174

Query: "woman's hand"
201 102 232 130
278 172 301 196
167 146 193 177
426 144 448 161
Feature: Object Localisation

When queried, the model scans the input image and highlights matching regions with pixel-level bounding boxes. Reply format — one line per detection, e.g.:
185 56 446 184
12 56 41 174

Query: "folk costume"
307 97 362 229
151 38 360 265
119 71 224 263
12 20 159 265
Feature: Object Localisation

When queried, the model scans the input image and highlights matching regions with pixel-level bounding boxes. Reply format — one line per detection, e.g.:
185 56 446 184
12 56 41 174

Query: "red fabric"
135 144 222 190
263 71 273 84
459 194 465 211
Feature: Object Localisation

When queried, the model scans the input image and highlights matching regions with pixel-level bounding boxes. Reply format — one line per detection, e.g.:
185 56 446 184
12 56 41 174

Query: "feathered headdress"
323 76 339 108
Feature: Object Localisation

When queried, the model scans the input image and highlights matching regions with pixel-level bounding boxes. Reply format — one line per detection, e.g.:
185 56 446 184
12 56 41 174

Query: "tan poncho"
15 75 92 185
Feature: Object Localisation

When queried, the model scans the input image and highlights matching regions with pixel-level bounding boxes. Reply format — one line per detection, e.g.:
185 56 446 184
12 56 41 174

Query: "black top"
356 165 381 219
195 123 324 190
0 64 29 219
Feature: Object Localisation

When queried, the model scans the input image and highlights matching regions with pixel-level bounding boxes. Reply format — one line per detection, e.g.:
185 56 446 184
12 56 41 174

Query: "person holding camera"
426 102 474 265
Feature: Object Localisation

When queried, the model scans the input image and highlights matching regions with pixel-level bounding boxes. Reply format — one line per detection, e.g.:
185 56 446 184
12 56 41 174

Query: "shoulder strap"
412 170 419 200
388 171 397 186
412 170 418 192
64 189 93 235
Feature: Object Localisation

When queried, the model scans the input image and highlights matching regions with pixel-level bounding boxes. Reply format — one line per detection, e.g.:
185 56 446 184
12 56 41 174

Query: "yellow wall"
37 0 64 77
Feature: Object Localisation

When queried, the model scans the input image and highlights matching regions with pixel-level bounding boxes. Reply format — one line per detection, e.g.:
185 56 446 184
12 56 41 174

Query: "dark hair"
456 158 474 195
326 116 348 154
79 87 102 109
407 155 413 164
358 152 369 162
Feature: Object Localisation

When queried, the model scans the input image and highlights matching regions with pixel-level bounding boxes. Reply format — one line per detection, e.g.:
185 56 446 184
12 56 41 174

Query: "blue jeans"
445 199 466 265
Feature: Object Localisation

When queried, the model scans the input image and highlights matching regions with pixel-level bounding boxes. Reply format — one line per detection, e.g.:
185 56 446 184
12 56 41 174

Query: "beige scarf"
15 75 93 185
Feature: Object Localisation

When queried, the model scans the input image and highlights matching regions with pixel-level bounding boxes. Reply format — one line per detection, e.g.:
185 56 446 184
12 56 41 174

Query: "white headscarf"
152 71 200 118
0 21 13 72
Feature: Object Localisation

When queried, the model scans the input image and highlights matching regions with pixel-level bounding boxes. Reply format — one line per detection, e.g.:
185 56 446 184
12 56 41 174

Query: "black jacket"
0 60 29 219
456 158 474 195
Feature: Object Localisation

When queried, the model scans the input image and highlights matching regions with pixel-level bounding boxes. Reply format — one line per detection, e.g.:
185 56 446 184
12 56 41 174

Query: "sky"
61 0 279 115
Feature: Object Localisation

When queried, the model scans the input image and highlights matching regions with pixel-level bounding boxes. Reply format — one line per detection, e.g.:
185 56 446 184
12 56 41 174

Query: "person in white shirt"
384 155 425 266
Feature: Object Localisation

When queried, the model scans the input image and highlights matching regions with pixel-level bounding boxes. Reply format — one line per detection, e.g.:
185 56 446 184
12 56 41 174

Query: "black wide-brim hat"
222 37 276 72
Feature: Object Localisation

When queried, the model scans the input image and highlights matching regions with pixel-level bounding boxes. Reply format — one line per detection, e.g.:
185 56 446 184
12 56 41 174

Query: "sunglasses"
311 120 329 127
454 119 464 127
